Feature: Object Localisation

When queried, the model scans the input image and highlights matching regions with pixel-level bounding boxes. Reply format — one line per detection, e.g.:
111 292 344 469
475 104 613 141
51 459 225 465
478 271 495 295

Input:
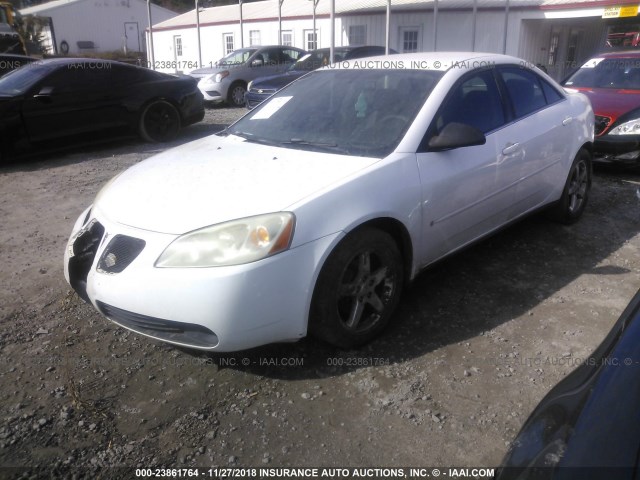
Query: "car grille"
595 115 611 136
96 301 219 348
254 88 276 94
68 221 105 302
97 235 145 274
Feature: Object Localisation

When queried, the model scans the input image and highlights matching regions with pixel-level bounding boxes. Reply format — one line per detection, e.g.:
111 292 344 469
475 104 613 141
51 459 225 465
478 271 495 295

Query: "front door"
415 68 517 266
21 64 122 142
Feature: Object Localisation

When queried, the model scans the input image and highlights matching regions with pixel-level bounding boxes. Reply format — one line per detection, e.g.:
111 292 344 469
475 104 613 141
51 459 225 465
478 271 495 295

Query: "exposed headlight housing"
214 71 230 83
608 118 640 135
155 213 295 268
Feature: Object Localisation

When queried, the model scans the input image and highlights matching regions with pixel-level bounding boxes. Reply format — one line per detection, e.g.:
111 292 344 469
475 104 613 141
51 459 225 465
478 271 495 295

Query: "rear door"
496 65 570 219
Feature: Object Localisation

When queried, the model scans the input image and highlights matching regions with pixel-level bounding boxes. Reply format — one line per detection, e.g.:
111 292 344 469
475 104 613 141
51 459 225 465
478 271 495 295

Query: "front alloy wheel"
310 228 403 348
228 83 247 107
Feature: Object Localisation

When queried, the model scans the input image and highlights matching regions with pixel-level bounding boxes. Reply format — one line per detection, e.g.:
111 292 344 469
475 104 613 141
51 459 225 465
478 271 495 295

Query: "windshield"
226 68 444 158
564 57 640 89
0 62 54 95
218 48 257 66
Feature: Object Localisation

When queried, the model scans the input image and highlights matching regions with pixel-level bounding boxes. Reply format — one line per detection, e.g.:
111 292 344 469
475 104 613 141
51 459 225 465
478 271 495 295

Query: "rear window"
500 67 547 118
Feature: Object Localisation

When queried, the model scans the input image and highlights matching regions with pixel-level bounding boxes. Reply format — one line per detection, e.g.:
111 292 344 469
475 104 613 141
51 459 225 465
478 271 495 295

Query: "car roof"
0 54 36 61
24 58 155 71
252 45 305 51
592 49 640 59
26 58 121 67
311 46 371 53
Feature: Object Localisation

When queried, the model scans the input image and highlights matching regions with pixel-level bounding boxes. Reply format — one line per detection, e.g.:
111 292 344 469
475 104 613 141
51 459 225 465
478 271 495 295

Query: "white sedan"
64 52 594 352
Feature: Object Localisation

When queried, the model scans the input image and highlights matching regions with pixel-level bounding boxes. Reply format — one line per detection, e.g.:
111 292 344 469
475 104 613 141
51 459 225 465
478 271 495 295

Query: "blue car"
496 288 640 479
245 46 396 109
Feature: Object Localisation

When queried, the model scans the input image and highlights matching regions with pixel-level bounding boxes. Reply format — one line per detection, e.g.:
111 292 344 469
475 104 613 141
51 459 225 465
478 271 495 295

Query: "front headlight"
247 80 254 92
214 71 230 83
608 118 640 135
155 212 295 268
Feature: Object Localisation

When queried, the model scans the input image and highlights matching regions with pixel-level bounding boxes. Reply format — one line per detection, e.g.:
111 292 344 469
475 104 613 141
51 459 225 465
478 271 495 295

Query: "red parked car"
563 50 640 165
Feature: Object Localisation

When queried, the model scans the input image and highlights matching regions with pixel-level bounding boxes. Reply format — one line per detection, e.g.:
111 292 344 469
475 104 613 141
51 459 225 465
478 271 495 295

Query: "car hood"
252 71 307 90
573 87 640 121
96 134 380 234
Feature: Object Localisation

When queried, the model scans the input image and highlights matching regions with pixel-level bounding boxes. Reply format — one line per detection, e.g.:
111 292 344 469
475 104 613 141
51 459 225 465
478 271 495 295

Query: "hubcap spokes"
568 160 588 213
338 251 394 332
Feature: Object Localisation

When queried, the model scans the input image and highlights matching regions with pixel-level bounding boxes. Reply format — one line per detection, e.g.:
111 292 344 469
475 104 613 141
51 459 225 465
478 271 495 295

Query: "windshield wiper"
228 130 280 147
283 138 349 154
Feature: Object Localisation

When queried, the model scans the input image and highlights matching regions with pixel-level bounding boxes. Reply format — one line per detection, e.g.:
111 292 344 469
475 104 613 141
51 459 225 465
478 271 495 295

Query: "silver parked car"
189 45 306 106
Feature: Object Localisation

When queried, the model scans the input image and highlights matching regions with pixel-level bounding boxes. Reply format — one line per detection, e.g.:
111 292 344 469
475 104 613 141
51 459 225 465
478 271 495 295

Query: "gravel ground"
1 106 640 477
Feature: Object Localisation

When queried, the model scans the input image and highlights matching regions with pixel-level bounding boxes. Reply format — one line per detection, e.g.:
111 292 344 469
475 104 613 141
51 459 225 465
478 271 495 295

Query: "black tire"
309 228 403 348
139 100 181 142
227 82 247 107
548 148 592 225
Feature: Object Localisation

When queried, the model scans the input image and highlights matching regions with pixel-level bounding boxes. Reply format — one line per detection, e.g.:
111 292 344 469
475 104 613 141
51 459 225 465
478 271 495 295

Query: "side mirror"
428 122 486 151
251 59 264 67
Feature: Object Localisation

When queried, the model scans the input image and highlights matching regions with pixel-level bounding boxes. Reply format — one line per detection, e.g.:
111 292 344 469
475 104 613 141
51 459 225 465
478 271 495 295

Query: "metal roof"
21 0 176 16
151 0 633 30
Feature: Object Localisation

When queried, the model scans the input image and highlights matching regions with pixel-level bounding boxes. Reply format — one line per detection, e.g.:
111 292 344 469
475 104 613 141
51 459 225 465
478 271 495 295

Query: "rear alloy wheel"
548 148 592 224
227 82 247 107
139 100 181 142
310 228 403 348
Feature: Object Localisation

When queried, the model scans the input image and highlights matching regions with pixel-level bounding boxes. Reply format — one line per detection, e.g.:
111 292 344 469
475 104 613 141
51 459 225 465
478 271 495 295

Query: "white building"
149 0 640 79
21 0 178 55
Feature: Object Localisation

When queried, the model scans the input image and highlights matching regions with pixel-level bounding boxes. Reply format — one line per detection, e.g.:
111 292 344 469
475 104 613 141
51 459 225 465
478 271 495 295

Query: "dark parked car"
245 46 397 109
563 50 640 166
0 58 204 162
497 288 640 479
0 53 36 77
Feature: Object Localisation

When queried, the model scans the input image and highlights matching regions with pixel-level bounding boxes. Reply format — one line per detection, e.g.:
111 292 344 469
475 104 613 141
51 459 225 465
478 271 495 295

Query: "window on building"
402 29 419 53
566 30 581 65
249 30 261 46
281 30 293 46
348 25 366 46
304 30 318 51
173 36 182 57
548 32 559 66
223 33 234 55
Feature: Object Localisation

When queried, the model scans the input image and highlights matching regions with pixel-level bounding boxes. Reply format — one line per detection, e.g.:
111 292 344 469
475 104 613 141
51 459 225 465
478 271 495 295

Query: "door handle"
562 117 573 126
502 142 520 155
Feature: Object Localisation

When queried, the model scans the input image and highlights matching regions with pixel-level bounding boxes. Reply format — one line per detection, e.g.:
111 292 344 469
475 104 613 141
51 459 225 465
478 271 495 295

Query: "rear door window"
498 67 548 119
